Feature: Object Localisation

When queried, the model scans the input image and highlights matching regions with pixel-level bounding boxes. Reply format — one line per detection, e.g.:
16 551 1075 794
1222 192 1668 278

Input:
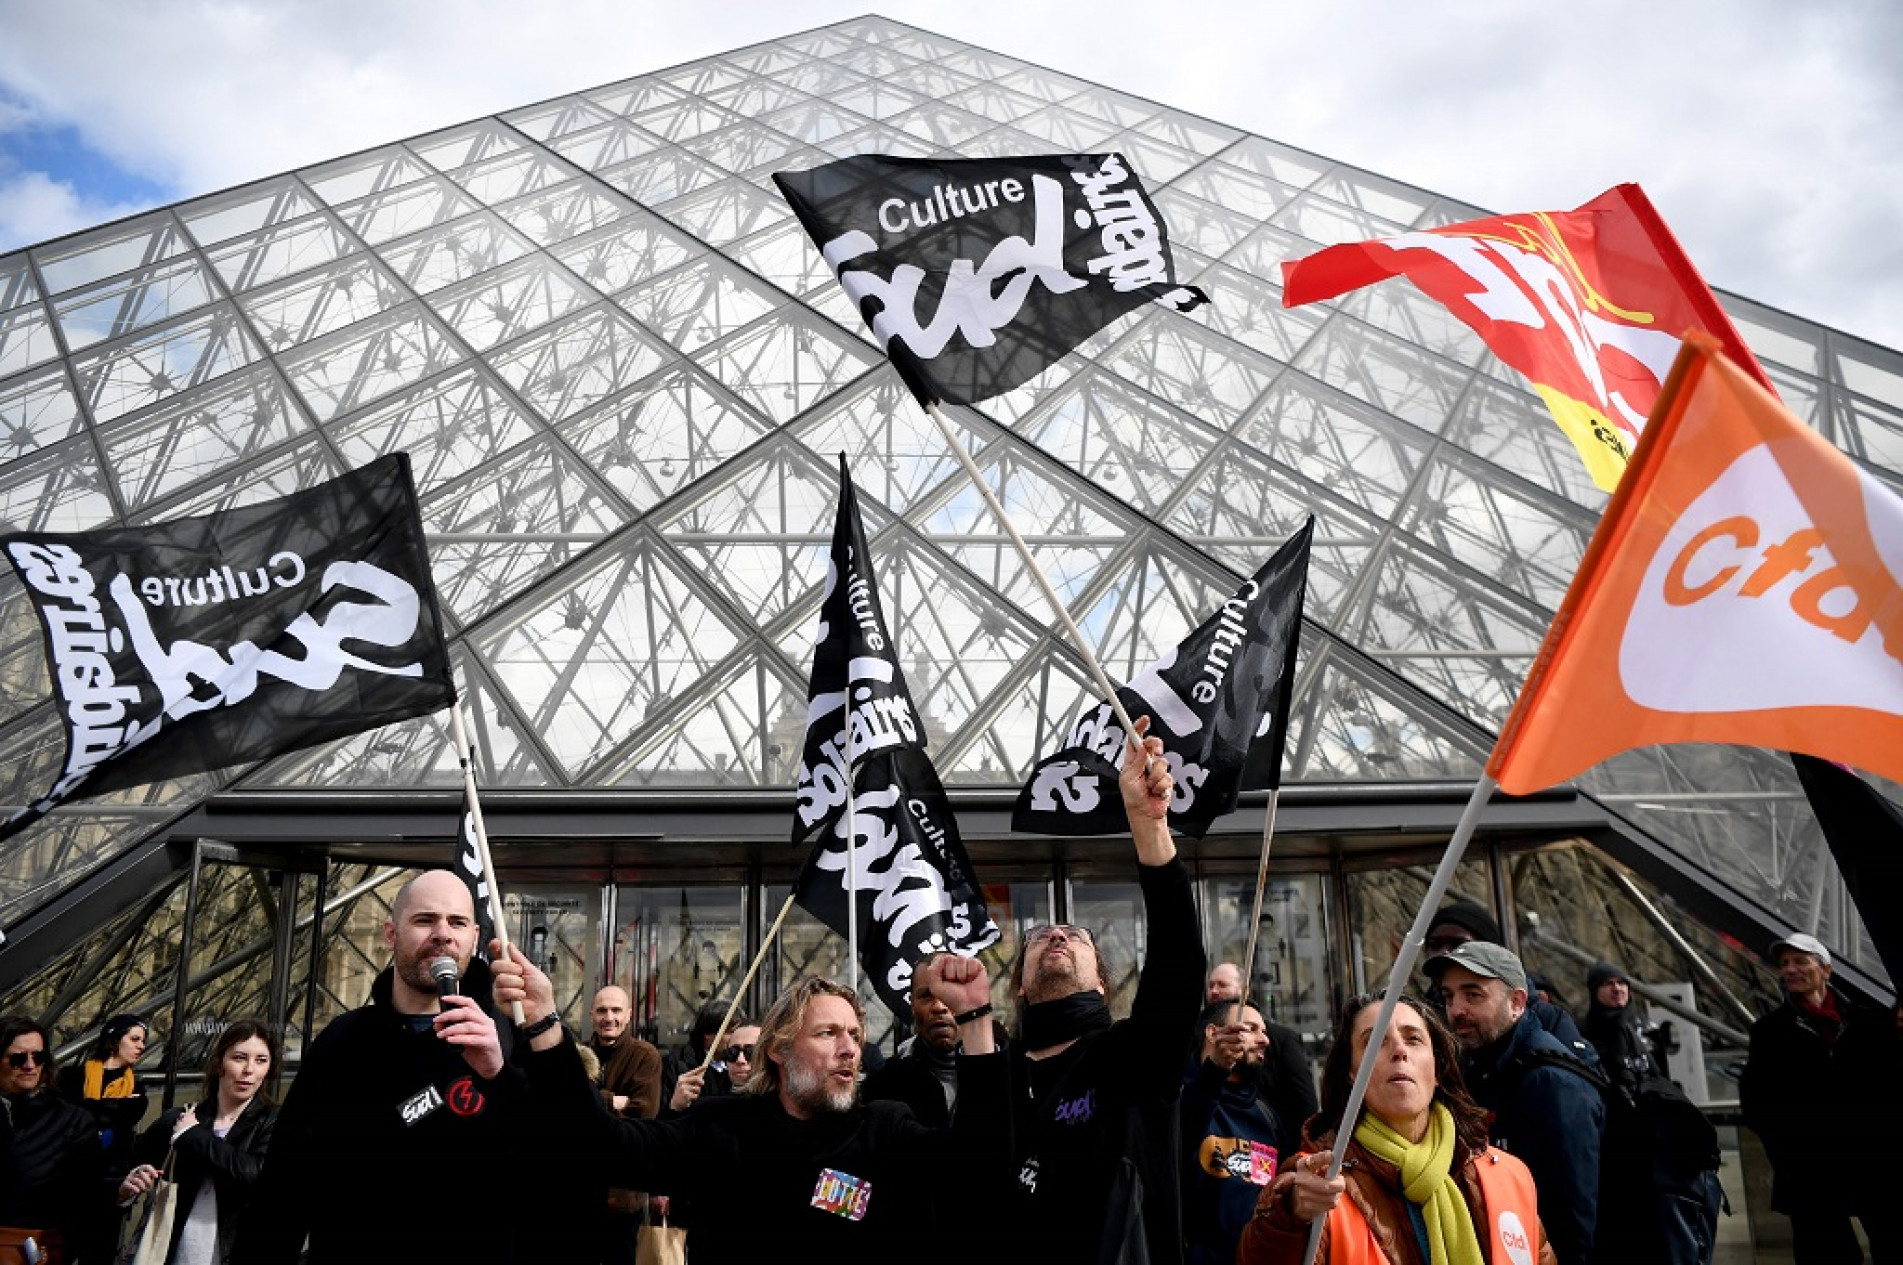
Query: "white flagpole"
447 703 524 1025
1299 774 1497 1265
1232 788 1283 1025
846 778 860 997
923 401 1143 745
699 892 798 1076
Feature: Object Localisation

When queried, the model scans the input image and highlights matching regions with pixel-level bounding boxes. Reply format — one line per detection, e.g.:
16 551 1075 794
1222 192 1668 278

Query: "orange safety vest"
1326 1147 1542 1265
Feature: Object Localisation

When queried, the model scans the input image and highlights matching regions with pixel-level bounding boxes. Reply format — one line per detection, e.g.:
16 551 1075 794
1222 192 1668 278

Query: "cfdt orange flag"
1488 335 1903 793
1282 184 1769 492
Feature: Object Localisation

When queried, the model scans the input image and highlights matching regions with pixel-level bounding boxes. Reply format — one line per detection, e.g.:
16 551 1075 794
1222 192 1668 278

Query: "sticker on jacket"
445 1076 486 1117
1198 1135 1277 1185
398 1085 444 1126
811 1168 871 1221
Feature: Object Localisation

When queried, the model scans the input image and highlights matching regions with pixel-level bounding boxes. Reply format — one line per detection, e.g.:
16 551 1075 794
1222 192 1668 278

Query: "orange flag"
1282 184 1769 492
1487 335 1903 793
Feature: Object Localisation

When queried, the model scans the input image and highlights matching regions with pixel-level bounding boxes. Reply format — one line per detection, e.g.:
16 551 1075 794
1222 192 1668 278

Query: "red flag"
1282 184 1769 491
1487 335 1903 793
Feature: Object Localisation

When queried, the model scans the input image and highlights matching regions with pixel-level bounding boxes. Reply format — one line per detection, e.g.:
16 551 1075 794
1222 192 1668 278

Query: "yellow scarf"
1352 1101 1484 1265
81 1059 136 1100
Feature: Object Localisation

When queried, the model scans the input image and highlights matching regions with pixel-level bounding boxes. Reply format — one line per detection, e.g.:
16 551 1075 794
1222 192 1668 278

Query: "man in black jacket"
1005 718 1207 1265
499 951 1006 1264
232 870 530 1265
863 950 961 1128
1741 932 1877 1265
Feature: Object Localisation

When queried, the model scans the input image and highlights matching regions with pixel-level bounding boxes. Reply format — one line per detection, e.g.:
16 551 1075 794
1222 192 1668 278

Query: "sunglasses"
1026 924 1094 946
6 1048 47 1069
721 1044 755 1063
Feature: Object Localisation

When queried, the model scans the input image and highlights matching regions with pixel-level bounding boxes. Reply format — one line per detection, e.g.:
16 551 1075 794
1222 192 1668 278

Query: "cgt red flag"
1282 184 1769 492
1487 335 1903 794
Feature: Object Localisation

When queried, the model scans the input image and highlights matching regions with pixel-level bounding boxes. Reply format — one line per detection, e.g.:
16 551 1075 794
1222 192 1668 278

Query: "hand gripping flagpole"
1232 788 1283 1025
1299 774 1496 1265
447 703 525 1025
923 401 1142 746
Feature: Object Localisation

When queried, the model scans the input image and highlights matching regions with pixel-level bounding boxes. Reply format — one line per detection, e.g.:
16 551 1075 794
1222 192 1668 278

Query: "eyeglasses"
1423 934 1472 956
721 1044 755 1063
1026 924 1094 946
6 1048 47 1069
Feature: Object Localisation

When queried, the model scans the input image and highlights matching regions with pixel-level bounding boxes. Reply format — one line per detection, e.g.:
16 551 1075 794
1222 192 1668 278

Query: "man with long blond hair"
498 950 1008 1262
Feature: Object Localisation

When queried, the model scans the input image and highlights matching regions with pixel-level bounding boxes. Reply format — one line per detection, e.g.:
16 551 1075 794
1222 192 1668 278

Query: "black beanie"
1428 899 1503 945
1587 961 1627 995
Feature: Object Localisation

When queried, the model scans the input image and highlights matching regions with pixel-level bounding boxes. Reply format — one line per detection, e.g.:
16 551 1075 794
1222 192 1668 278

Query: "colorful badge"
1198 1135 1278 1186
445 1076 486 1117
810 1167 871 1221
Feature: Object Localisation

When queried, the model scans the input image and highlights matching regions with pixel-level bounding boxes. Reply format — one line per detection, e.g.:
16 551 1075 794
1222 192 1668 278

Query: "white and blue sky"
2 0 1898 349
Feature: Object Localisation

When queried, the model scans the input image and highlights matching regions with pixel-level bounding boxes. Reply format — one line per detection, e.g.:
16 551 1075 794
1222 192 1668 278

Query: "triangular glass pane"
422 438 628 624
592 649 803 787
1018 372 1219 513
1074 545 1233 678
557 363 769 514
939 647 1098 784
472 533 747 777
1 254 41 312
654 440 841 627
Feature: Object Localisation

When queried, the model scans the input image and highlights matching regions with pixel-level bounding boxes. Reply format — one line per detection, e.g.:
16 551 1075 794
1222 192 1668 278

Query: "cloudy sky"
2 0 1898 350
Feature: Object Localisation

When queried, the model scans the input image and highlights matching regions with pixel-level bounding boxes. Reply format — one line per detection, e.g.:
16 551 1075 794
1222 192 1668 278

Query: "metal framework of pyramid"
2 15 1900 1048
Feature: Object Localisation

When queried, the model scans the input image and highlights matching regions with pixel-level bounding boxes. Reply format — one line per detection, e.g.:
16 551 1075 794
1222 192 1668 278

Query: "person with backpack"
1429 941 1606 1265
1582 962 1723 1265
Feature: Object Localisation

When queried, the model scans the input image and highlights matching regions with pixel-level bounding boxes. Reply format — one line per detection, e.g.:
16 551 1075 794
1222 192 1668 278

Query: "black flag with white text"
774 153 1207 407
0 452 453 842
1013 519 1312 838
454 788 496 963
790 456 999 1013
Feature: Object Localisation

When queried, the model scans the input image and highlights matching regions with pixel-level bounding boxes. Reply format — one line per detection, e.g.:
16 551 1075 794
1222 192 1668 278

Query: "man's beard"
396 943 465 996
783 1055 856 1115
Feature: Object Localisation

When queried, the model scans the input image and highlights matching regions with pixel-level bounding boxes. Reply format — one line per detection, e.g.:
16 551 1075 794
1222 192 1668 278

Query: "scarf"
1019 991 1112 1051
82 1058 137 1100
1352 1102 1484 1265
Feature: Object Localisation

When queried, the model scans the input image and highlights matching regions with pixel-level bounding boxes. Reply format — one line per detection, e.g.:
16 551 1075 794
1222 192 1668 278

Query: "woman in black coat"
117 1021 280 1265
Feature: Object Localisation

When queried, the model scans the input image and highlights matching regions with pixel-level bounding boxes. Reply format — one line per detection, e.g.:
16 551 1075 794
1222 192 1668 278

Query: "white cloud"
0 169 157 252
0 0 1897 349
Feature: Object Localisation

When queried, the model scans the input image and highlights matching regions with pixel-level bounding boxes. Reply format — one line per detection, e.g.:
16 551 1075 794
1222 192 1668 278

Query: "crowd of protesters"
3 728 1898 1264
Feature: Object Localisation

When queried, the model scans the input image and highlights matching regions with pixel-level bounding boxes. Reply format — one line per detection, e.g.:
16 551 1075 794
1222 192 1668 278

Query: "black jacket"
125 1098 277 1265
0 1088 103 1255
1740 988 1871 1215
1006 858 1206 1265
1462 1009 1606 1265
861 1039 956 1129
525 1033 1010 1264
231 959 528 1265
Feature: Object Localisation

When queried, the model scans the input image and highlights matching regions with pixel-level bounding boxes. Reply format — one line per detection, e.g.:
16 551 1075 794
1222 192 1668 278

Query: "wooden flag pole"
1231 788 1283 1026
924 401 1142 745
1300 774 1496 1265
698 892 798 1077
447 703 524 1024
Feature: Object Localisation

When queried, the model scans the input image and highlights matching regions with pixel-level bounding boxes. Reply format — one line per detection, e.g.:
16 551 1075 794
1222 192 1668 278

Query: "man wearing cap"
1428 939 1606 1265
1423 898 1600 1068
1741 932 1876 1265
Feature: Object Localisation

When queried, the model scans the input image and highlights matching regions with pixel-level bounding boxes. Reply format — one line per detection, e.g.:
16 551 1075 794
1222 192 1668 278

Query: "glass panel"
100 366 307 512
0 255 40 312
600 148 728 207
181 179 322 249
550 214 703 296
70 306 259 425
131 436 338 520
549 120 667 173
303 148 433 205
1203 871 1333 1036
609 885 747 1047
502 97 616 142
558 363 768 513
448 150 578 205
789 376 993 516
0 437 116 532
0 367 82 465
240 254 409 350
278 307 463 422
691 311 878 422
337 177 480 246
381 213 535 295
54 257 217 352
426 255 594 352
328 365 544 493
0 306 62 384
1020 372 1219 512
616 256 783 353
1343 856 1494 994
35 217 190 295
495 182 632 247
206 214 354 293
409 119 526 173
1235 379 1430 518
595 649 802 787
489 308 672 422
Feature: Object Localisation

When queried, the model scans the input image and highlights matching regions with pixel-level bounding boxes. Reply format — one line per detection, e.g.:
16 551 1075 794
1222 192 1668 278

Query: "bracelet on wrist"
520 1012 561 1039
953 1003 993 1026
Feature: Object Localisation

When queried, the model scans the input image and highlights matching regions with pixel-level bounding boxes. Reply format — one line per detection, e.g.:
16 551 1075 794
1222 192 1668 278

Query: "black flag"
0 452 453 841
454 790 496 963
1791 753 1903 986
773 153 1207 407
790 457 999 1013
1014 519 1312 839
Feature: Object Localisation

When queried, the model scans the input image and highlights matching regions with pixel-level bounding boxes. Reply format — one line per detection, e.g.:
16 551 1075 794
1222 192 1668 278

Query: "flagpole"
1232 788 1282 1025
923 401 1142 746
1300 774 1496 1265
447 703 524 1025
699 892 798 1077
846 778 860 998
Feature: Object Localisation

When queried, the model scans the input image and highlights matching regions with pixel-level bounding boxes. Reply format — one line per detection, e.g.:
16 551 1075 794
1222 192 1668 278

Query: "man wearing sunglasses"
1004 717 1206 1265
1 1014 106 1262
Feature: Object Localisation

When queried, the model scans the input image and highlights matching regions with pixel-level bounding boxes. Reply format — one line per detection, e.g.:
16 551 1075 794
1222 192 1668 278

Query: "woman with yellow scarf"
1239 995 1556 1265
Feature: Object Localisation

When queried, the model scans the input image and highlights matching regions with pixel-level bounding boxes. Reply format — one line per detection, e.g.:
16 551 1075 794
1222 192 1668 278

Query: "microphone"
429 956 461 999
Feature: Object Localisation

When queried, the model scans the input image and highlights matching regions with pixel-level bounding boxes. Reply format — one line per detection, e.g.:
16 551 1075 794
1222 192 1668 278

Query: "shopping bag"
634 1210 686 1265
126 1150 178 1265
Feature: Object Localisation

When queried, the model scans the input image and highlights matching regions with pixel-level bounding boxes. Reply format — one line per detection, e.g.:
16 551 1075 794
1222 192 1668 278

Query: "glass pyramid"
3 15 1900 1023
